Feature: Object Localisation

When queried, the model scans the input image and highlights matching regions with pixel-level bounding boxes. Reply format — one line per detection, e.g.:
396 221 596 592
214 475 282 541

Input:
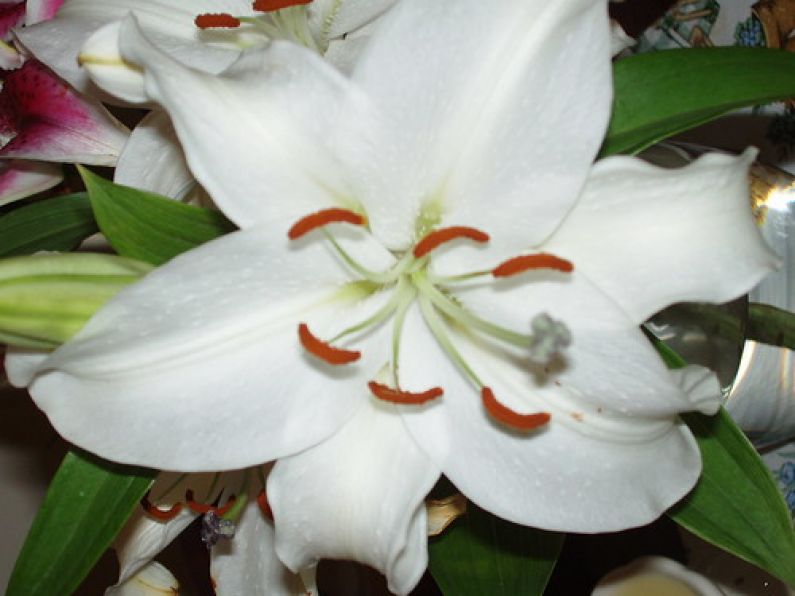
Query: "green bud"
0 253 153 349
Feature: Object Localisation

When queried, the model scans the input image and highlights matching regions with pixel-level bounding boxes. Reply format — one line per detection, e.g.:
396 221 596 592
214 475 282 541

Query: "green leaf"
7 450 155 596
0 193 98 257
79 166 236 266
748 302 795 350
603 47 795 156
429 504 564 595
670 409 795 586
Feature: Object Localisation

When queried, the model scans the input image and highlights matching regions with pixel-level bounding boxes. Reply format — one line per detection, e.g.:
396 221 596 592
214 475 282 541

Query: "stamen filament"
481 387 550 431
328 278 411 343
493 253 573 277
298 323 360 365
414 226 489 258
418 295 483 387
369 380 443 405
390 284 416 386
324 230 413 284
413 272 532 348
253 0 312 12
141 493 183 521
288 208 365 239
195 13 241 28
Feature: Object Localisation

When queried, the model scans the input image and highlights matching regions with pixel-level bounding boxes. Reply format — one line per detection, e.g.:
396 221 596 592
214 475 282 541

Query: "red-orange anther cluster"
481 387 550 431
253 0 312 11
288 208 366 239
298 323 361 365
413 226 490 258
141 492 183 521
195 13 241 28
492 253 573 277
368 380 443 405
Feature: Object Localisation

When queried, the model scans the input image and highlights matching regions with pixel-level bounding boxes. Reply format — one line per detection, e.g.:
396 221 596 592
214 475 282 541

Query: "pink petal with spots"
0 2 25 41
25 0 65 26
0 59 128 165
0 159 61 206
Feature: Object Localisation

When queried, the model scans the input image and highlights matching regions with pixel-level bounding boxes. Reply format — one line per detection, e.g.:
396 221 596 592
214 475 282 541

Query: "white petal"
20 223 396 471
210 487 316 596
445 272 698 417
0 160 61 206
114 110 196 201
269 399 440 596
107 561 178 596
110 472 208 586
317 0 397 39
24 0 64 26
669 365 722 416
16 0 261 100
398 295 702 531
543 150 779 324
339 0 612 250
116 17 363 228
5 348 48 386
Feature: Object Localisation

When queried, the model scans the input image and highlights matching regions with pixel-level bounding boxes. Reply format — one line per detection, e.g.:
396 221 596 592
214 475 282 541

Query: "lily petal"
0 60 128 165
13 222 395 470
113 110 197 201
0 159 61 206
110 472 210 586
313 0 396 39
15 0 259 101
543 150 778 324
25 0 65 26
211 485 317 596
398 292 707 531
116 17 363 228
338 0 612 251
0 2 25 40
269 398 440 596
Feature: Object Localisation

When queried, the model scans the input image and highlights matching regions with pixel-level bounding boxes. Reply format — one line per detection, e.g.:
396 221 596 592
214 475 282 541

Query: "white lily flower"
15 0 397 104
107 470 317 596
7 0 778 593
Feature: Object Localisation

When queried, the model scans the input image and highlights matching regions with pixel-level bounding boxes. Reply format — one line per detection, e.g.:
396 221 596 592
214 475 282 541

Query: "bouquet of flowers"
2 0 795 594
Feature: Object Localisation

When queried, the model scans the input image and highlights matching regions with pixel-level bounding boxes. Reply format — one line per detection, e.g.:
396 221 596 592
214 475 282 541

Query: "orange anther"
257 489 273 519
413 226 489 258
492 253 573 277
298 323 361 365
253 0 312 11
368 381 443 405
185 489 214 514
288 208 366 239
141 492 183 521
215 495 237 516
481 387 550 431
195 13 241 28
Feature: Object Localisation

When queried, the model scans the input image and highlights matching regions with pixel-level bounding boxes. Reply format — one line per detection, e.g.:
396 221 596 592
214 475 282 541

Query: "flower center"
288 207 575 433
195 0 324 53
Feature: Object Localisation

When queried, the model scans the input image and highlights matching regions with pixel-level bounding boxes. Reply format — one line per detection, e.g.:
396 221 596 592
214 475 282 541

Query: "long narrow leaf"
671 410 795 586
603 48 795 156
429 504 564 595
0 193 97 257
6 450 155 596
80 166 235 265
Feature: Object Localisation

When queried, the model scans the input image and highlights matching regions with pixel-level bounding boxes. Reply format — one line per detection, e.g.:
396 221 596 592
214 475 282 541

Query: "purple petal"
0 2 25 41
0 59 128 165
0 159 62 205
